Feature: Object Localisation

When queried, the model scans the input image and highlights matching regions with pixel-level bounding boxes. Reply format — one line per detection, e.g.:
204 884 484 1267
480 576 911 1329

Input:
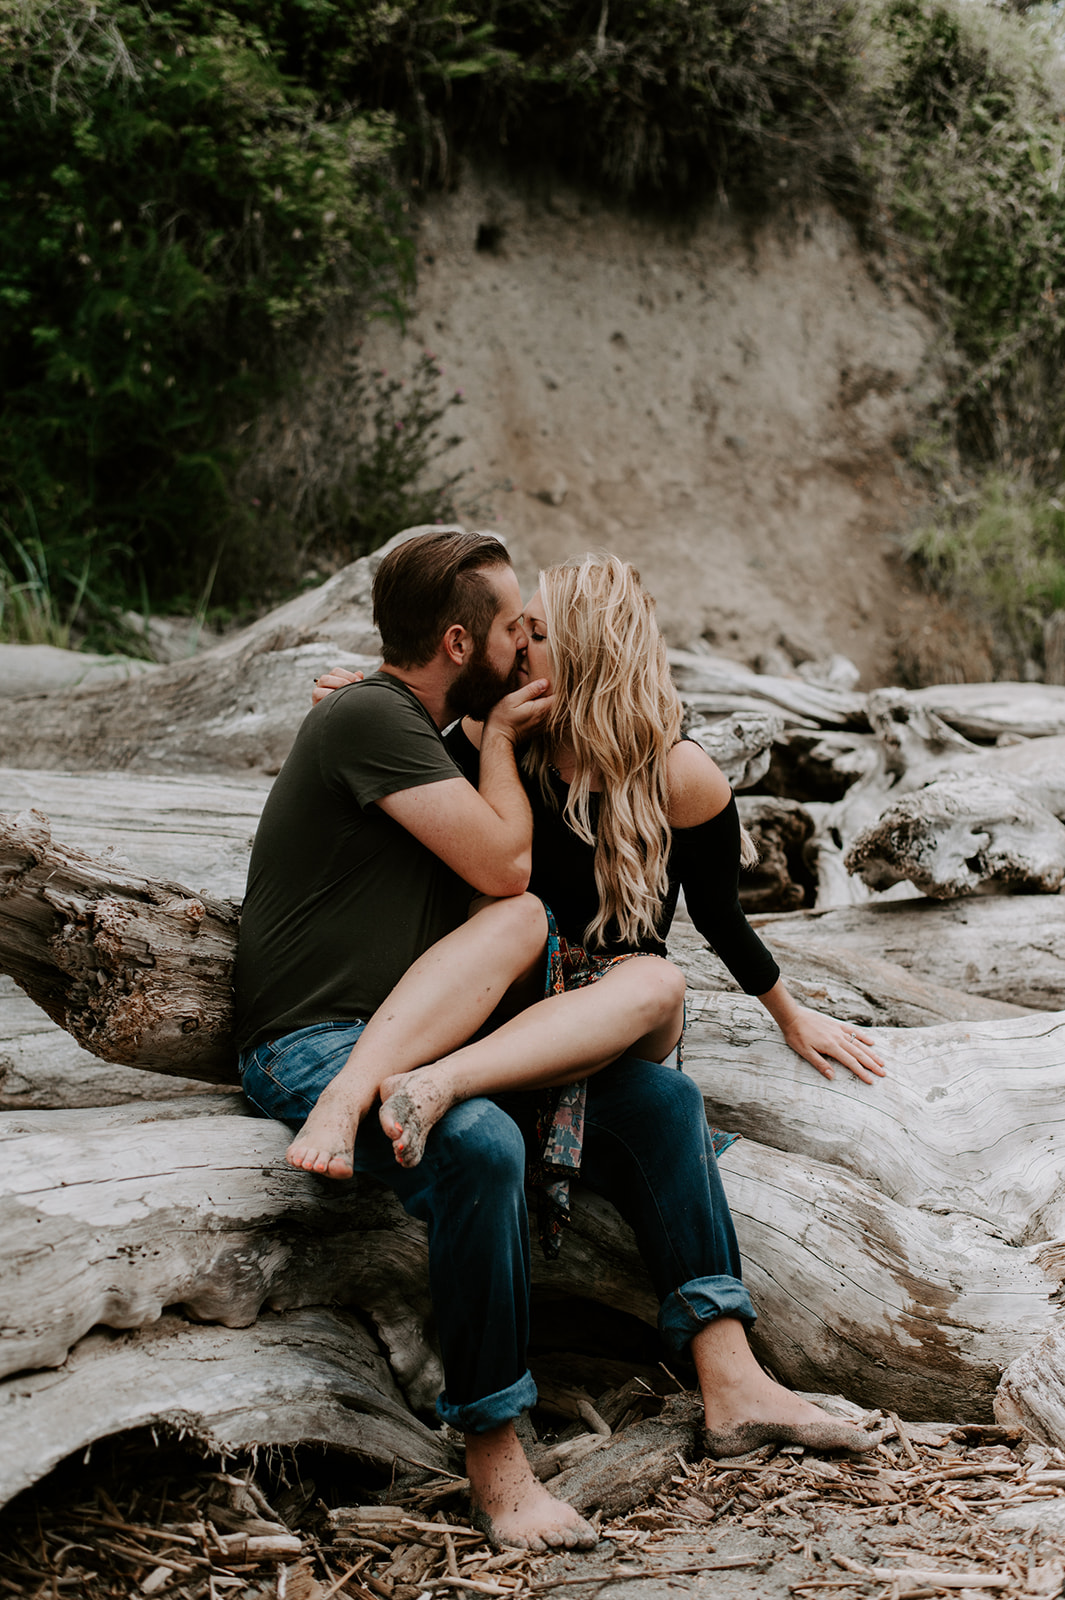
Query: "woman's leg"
286 892 548 1178
379 955 686 1167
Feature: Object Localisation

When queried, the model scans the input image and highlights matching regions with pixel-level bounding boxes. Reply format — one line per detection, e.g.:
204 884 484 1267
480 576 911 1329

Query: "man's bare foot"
285 1090 360 1179
692 1316 888 1460
379 1068 456 1168
701 1412 886 1460
466 1423 598 1554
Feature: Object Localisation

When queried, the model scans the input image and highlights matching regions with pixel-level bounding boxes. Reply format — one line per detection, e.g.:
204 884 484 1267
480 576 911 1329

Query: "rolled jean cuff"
436 1370 538 1434
658 1276 756 1354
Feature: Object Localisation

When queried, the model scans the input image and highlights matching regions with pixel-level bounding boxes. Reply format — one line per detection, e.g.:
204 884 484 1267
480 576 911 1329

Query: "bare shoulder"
667 739 733 828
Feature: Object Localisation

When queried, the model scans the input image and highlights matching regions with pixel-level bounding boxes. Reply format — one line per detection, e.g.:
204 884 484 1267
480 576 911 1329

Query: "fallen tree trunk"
0 528 393 778
2 811 1046 1101
684 710 783 791
0 767 270 901
844 776 1065 898
0 976 241 1110
2 1057 1061 1446
908 682 1065 742
0 1306 451 1509
684 996 1065 1246
0 810 239 1082
750 895 1065 1011
667 649 868 729
996 1325 1065 1449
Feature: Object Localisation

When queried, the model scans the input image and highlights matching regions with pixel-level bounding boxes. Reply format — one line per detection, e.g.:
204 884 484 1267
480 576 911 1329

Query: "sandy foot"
469 1493 598 1554
702 1413 887 1460
379 1069 457 1168
285 1091 360 1179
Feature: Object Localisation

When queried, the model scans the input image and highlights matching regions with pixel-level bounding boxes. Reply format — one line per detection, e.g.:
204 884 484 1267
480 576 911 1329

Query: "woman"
309 553 883 1177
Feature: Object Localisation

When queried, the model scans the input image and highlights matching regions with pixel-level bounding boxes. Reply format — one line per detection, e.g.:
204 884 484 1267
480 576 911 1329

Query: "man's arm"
377 680 550 897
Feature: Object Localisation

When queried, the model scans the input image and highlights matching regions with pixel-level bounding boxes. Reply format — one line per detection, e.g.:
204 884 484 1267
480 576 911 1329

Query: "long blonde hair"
524 554 683 948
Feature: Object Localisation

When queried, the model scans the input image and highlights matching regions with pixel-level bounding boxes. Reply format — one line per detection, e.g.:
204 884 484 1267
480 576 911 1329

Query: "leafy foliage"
0 0 403 625
229 350 482 597
907 478 1065 674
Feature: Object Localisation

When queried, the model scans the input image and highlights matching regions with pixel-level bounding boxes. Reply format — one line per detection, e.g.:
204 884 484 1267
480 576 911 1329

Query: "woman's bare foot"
379 1068 457 1168
692 1317 887 1460
285 1087 362 1179
466 1424 598 1553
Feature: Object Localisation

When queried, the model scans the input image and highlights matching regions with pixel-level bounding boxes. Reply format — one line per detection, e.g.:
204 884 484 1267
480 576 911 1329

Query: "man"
234 528 600 1551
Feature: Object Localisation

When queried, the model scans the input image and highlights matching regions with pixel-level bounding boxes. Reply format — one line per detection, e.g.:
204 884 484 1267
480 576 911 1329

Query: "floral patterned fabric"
528 907 738 1259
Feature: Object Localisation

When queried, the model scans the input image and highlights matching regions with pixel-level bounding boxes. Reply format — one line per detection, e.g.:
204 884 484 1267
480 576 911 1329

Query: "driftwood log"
0 1307 450 1508
5 577 1065 1502
0 809 239 1081
751 895 1065 1011
845 775 1065 898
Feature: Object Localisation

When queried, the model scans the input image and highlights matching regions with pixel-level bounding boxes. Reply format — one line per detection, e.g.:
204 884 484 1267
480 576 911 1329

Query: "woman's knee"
631 956 686 1025
473 892 548 962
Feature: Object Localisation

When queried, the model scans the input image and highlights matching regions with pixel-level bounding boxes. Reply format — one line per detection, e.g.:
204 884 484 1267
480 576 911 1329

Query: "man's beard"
446 641 523 723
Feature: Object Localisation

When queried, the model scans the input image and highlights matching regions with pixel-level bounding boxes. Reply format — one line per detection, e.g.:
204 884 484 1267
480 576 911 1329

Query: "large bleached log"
4 1011 1055 1427
996 1325 1065 1447
668 649 868 729
908 682 1065 742
751 894 1065 1010
0 523 399 776
757 934 1031 1027
0 809 239 1082
0 1307 450 1509
684 710 783 791
727 1138 1059 1422
799 690 1065 907
0 977 238 1110
684 996 1065 1245
844 775 1065 898
0 768 270 901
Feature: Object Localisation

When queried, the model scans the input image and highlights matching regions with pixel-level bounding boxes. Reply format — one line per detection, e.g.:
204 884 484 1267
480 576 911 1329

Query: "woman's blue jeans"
240 1023 754 1434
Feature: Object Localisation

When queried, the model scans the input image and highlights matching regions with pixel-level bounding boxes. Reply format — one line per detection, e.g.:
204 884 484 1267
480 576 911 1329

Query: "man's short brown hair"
373 529 513 667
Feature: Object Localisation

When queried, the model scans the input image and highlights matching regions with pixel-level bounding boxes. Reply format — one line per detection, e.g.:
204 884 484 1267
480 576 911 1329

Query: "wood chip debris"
4 1411 1065 1600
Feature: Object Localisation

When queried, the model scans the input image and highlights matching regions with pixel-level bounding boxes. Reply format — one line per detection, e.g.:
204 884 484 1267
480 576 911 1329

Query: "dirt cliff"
358 172 944 685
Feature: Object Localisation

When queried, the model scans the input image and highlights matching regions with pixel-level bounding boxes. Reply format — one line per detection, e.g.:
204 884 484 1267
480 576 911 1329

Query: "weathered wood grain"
685 997 1065 1246
0 1307 450 1509
845 776 1065 898
0 809 239 1081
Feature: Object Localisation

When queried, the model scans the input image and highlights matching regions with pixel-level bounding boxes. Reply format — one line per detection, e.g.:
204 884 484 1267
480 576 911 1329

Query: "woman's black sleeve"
442 720 481 783
671 797 780 996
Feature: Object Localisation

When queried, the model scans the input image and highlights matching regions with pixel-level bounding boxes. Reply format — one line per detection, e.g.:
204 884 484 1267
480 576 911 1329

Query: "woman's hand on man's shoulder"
667 738 732 828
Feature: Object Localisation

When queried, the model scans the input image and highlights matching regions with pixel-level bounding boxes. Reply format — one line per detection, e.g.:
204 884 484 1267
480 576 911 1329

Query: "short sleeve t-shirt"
234 673 475 1050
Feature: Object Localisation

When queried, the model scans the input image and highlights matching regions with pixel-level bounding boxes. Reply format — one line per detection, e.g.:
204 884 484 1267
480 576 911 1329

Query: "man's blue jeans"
239 1023 754 1434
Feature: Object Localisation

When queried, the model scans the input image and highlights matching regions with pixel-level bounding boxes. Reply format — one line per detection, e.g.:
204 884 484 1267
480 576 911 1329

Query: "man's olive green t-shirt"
233 673 474 1051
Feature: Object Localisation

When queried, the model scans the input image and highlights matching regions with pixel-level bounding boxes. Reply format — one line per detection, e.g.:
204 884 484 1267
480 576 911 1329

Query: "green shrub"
0 0 404 624
906 477 1065 671
227 349 482 597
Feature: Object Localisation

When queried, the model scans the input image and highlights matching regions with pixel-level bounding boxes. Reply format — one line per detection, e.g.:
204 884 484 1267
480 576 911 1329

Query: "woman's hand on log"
758 980 886 1084
312 666 363 706
780 1007 886 1084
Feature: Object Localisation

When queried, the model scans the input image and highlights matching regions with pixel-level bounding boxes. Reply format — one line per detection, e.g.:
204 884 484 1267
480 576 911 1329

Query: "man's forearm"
476 723 534 894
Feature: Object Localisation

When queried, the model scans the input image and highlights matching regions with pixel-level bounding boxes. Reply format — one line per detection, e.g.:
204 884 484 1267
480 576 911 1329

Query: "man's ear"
441 623 469 667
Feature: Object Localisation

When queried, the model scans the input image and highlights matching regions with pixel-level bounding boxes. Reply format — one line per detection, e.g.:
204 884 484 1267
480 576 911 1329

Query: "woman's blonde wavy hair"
524 554 684 949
